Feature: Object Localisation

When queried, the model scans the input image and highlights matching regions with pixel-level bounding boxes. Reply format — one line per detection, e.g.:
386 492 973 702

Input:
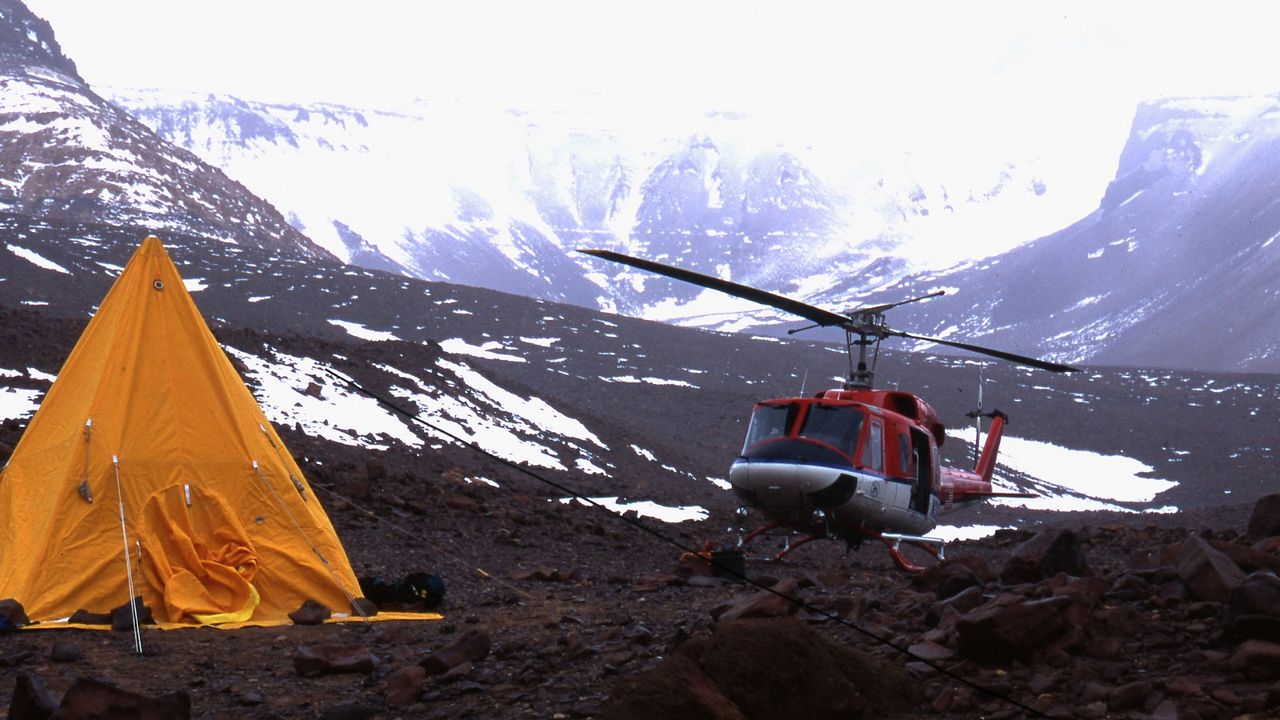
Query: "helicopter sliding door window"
897 433 911 477
908 428 934 514
865 421 884 474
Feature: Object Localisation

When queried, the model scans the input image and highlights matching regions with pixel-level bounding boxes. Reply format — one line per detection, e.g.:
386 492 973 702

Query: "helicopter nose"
808 473 857 509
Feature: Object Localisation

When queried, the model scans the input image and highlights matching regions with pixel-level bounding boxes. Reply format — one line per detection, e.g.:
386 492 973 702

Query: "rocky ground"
2 401 1280 720
3 298 1280 719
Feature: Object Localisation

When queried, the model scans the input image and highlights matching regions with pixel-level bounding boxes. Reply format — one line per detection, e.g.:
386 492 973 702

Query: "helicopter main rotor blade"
580 248 1076 373
578 248 850 328
855 289 946 315
893 330 1079 373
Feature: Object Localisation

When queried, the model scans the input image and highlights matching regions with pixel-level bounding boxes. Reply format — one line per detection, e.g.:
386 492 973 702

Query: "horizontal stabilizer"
961 490 1037 500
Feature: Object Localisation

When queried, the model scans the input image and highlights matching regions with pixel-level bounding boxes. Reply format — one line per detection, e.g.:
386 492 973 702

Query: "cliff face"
863 93 1280 373
109 89 1061 315
0 0 333 260
0 0 80 80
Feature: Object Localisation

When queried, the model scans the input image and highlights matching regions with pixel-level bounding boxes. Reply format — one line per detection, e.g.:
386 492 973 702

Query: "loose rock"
1248 494 1280 538
714 578 801 622
1178 535 1246 602
57 678 191 720
293 645 378 677
288 598 332 625
421 628 492 675
1000 529 1088 584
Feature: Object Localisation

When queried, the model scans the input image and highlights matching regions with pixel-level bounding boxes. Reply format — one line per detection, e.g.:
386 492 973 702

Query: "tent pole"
112 455 143 654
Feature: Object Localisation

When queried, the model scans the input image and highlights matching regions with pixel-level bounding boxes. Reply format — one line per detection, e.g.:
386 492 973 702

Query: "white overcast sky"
20 0 1280 171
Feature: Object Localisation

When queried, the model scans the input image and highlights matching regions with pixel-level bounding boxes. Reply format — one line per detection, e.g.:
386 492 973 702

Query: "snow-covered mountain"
3 214 1275 525
12 0 1280 374
859 94 1280 374
0 0 329 260
106 90 1076 314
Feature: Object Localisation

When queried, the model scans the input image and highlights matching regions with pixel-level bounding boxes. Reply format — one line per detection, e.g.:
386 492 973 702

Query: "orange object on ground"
0 236 364 626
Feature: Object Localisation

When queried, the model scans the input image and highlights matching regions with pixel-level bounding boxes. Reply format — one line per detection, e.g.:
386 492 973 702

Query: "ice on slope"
328 319 401 342
224 344 607 474
6 244 70 274
562 496 708 523
0 387 41 421
946 431 1178 515
227 346 420 450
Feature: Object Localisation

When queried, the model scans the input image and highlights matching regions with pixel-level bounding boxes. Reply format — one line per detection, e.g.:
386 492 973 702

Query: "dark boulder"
56 678 190 720
602 654 746 720
1230 639 1280 680
67 609 111 625
925 585 986 627
385 665 426 707
110 597 153 632
9 673 57 720
602 616 917 720
1224 571 1280 643
1000 530 1088 584
288 598 332 625
0 599 29 630
714 579 800 622
1178 535 1245 602
293 645 378 677
1248 494 1280 538
421 628 491 676
914 560 984 600
956 595 1078 661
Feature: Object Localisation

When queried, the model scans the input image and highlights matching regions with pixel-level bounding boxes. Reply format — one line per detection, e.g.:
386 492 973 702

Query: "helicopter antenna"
799 369 808 396
975 364 985 464
965 363 986 465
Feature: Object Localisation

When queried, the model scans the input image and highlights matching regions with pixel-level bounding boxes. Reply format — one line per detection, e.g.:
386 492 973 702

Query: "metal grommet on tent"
153 280 164 290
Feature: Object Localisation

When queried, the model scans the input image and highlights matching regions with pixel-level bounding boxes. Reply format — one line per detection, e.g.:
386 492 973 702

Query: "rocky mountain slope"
1 277 1278 718
0 0 329 260
105 90 1068 315
3 216 1276 529
16 0 1280 375
851 94 1280 374
107 84 1280 375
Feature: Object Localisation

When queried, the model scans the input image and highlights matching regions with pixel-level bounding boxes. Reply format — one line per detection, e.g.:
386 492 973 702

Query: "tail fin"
974 410 1007 482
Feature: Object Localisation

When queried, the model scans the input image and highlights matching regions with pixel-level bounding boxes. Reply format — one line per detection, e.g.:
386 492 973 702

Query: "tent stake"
112 455 143 655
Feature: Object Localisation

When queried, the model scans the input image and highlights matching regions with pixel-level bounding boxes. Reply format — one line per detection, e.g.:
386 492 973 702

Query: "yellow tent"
0 236 363 626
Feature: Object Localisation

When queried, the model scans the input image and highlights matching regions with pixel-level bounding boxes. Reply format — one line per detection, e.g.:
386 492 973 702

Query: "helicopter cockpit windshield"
741 403 799 453
796 404 863 459
740 401 865 465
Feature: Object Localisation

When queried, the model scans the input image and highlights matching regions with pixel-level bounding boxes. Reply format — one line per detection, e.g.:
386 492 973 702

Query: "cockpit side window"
796 404 863 459
741 403 799 453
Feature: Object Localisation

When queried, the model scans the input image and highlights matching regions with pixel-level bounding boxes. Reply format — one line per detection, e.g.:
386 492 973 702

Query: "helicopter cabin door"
908 427 934 514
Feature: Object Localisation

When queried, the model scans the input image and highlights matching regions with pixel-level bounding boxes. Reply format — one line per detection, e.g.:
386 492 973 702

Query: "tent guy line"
318 366 1049 719
306 479 535 602
250 457 370 625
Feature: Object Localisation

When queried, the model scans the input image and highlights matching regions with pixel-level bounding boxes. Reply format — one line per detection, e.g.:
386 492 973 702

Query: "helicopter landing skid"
730 522 822 562
771 533 824 561
876 532 946 573
737 521 782 548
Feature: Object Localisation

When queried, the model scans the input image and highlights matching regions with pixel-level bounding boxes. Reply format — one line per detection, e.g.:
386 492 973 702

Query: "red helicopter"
580 249 1078 572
